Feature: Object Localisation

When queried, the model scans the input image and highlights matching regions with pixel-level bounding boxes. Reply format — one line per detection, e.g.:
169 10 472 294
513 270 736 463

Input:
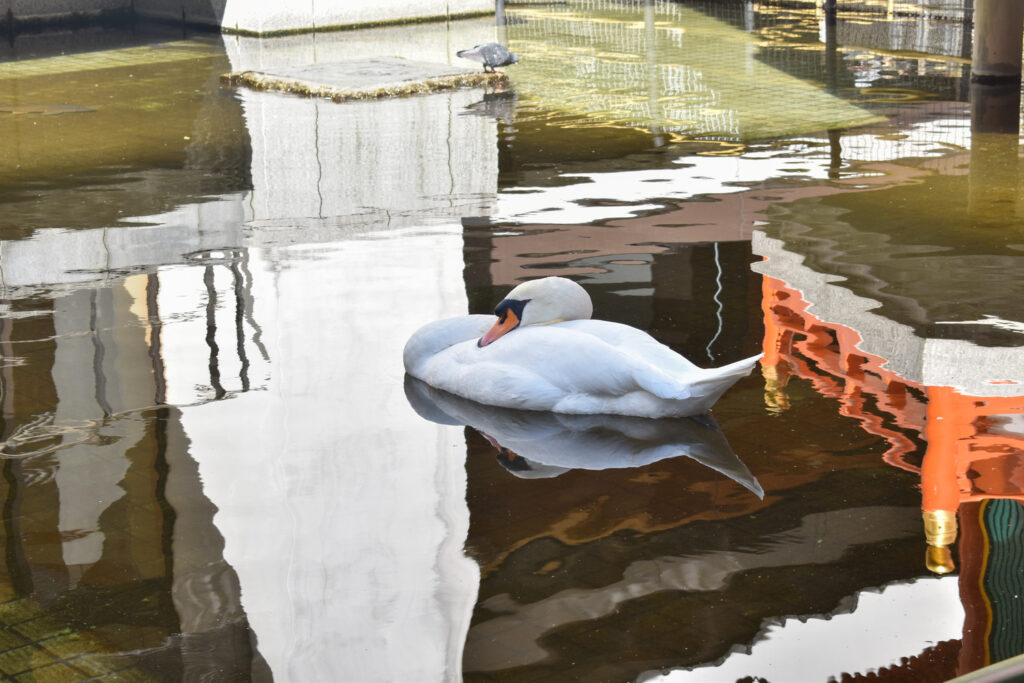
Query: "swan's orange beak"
478 309 521 347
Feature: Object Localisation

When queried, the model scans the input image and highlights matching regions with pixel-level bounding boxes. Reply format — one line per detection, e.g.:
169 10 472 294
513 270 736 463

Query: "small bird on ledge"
456 42 519 73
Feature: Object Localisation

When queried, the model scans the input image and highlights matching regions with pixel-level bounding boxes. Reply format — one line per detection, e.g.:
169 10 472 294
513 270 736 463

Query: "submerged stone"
0 104 95 115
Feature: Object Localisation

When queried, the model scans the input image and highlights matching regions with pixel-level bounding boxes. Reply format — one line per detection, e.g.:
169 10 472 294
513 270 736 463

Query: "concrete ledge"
219 0 493 36
3 1 495 36
222 58 507 101
219 10 495 37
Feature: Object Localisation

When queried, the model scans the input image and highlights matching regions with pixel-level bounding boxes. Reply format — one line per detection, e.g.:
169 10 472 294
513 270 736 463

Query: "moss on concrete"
221 67 507 102
1 7 135 35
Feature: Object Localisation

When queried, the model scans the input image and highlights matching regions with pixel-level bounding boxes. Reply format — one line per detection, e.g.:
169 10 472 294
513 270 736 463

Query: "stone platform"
222 57 507 101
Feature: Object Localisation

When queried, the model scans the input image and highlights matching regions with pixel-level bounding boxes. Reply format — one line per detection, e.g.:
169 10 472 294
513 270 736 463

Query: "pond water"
0 1 1021 681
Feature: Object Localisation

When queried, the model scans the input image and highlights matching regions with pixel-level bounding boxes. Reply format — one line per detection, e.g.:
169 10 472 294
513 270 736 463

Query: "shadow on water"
0 0 1021 681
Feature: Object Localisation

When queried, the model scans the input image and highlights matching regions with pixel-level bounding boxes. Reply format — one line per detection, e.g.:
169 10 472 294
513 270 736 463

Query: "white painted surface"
173 228 479 682
220 0 491 34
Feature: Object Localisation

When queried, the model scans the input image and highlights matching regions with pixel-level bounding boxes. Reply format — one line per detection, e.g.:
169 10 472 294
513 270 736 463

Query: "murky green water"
0 1 1021 681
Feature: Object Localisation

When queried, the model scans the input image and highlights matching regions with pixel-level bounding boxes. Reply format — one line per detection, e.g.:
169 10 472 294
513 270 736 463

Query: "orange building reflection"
761 272 1024 673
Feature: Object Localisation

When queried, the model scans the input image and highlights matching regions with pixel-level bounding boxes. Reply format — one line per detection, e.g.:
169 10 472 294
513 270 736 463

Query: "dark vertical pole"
204 264 226 400
827 129 842 180
968 0 1022 224
645 0 664 147
824 0 838 94
971 0 1024 85
825 0 841 178
970 0 1024 134
2 459 32 596
147 273 167 405
231 253 251 393
496 0 507 46
90 290 113 418
959 0 974 101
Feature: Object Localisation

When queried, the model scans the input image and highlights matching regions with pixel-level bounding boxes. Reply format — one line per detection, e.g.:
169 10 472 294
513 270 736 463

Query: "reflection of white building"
0 86 492 678
0 23 501 680
173 70 498 678
174 229 477 682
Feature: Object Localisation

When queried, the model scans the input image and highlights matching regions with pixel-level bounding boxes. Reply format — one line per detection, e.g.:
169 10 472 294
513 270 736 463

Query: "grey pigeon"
456 42 519 73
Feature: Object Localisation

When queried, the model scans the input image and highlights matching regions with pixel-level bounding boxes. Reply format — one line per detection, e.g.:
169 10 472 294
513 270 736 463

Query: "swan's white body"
403 277 761 418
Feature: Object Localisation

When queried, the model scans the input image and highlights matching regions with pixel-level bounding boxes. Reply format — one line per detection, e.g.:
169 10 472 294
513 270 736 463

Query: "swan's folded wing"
558 320 761 400
403 315 495 376
559 320 702 375
485 325 661 398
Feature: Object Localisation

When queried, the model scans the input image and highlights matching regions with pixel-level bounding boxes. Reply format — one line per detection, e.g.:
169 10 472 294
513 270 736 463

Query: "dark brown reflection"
462 428 924 680
0 263 269 680
459 231 926 679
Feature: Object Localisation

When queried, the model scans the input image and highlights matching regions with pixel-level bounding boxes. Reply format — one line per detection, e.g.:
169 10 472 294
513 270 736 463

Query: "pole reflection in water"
0 257 268 678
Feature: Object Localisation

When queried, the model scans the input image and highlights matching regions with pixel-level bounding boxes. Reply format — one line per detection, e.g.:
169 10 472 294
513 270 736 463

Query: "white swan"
403 276 761 418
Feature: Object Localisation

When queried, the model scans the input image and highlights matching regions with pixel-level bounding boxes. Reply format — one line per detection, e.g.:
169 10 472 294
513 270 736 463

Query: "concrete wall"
3 0 493 34
134 0 225 26
3 0 128 23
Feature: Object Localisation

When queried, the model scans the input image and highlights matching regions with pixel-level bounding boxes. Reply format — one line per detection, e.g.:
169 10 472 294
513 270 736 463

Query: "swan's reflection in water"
404 376 763 497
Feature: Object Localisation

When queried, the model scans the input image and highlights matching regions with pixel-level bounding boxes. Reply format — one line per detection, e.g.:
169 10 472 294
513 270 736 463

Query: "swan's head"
477 277 593 347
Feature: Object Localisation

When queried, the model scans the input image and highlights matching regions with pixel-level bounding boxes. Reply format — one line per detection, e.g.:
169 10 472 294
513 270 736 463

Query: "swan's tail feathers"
713 353 763 375
663 352 762 403
639 353 763 408
688 353 763 392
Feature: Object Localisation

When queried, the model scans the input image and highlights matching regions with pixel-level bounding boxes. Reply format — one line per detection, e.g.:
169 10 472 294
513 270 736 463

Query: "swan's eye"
494 298 529 322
